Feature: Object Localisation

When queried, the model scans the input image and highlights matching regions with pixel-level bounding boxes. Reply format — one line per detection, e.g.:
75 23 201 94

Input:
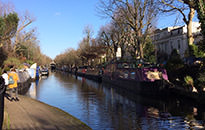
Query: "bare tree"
97 23 120 60
15 28 38 59
14 11 35 52
98 0 159 59
0 0 15 16
83 25 94 45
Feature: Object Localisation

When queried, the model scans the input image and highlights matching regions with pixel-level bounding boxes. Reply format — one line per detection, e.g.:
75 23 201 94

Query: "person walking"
8 68 19 101
2 70 8 89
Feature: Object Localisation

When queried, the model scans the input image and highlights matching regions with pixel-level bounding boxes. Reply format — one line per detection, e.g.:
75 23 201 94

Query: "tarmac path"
3 95 91 130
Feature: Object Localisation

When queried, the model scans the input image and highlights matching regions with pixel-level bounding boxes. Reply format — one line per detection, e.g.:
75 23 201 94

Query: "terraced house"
151 22 201 61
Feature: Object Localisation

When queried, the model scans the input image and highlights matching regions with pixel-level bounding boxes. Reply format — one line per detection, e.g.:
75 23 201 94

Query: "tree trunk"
187 7 195 46
136 31 144 59
197 0 205 44
140 43 144 59
113 44 117 58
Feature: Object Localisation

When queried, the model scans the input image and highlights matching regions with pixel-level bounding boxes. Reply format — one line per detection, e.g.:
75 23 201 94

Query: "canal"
23 71 205 130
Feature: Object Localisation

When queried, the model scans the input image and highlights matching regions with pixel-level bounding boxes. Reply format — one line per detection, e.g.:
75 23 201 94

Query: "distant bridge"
50 61 56 70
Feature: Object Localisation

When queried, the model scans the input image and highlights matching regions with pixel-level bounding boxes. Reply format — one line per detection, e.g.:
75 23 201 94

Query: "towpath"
3 95 91 130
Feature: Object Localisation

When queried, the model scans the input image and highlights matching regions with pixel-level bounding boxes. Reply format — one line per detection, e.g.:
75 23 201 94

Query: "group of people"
0 68 19 129
1 68 19 101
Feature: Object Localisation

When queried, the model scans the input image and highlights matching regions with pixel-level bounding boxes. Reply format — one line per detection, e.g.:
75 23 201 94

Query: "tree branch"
161 0 188 24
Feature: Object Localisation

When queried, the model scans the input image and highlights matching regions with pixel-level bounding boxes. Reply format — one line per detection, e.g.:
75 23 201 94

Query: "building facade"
151 22 201 60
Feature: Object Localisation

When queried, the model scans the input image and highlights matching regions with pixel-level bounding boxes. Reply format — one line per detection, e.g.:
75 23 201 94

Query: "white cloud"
54 12 61 16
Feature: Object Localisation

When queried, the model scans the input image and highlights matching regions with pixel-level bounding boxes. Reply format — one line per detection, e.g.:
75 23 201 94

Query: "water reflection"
25 80 38 99
25 72 205 130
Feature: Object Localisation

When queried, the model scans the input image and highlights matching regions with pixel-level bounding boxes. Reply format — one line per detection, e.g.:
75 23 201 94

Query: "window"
157 45 160 51
155 34 160 40
178 29 180 34
165 43 167 52
178 40 180 50
170 41 173 50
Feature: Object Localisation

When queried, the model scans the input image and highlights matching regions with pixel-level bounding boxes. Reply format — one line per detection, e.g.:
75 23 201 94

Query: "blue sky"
3 0 198 59
4 0 109 59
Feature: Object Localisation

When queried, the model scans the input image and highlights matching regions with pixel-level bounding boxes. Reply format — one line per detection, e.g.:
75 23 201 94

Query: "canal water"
24 71 205 130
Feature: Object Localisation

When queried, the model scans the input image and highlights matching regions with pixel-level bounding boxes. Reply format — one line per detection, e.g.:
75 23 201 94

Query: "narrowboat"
40 68 49 76
102 60 170 97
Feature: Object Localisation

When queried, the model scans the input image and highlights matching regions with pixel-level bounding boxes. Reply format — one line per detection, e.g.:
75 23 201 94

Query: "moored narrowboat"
102 60 170 97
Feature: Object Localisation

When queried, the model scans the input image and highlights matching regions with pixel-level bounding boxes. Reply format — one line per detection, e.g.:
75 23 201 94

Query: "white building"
151 22 201 59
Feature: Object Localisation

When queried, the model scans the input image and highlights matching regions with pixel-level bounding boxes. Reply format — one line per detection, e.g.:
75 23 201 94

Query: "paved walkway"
3 95 91 130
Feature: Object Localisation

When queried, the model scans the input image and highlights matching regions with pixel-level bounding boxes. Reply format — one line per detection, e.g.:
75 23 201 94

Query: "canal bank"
16 71 205 130
3 95 91 130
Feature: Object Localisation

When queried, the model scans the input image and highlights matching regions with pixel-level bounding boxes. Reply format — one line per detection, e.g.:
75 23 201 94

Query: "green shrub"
166 49 184 72
143 40 156 63
189 44 205 58
184 76 194 88
3 57 21 68
197 71 205 88
25 60 34 66
4 66 10 71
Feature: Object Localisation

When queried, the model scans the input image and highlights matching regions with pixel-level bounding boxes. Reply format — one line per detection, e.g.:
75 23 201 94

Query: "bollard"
0 76 5 130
